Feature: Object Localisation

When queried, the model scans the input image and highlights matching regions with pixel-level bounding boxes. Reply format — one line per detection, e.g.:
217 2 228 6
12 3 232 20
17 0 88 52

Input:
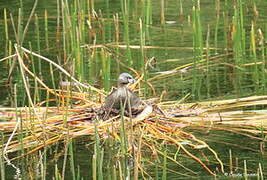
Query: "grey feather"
104 73 141 110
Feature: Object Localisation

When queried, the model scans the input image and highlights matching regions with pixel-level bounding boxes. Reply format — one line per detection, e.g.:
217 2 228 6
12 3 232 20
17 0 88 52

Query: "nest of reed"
1 46 267 177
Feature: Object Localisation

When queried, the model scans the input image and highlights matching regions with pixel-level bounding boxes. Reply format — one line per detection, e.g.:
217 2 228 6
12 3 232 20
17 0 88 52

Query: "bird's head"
117 73 135 87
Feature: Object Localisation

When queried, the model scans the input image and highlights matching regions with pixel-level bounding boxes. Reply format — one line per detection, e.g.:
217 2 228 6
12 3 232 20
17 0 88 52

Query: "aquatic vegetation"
1 0 267 179
1 48 267 179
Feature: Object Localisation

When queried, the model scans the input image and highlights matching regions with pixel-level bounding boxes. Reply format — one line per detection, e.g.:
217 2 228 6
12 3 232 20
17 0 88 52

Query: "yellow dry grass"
1 46 267 176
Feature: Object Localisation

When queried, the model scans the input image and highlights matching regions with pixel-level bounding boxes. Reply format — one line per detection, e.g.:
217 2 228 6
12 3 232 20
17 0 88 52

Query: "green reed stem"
120 108 128 179
54 164 60 180
145 0 152 26
162 150 167 180
99 149 104 180
56 0 61 59
139 19 145 72
160 0 165 25
222 12 228 50
34 14 42 77
155 160 159 180
92 154 97 180
192 4 203 100
265 24 267 59
243 160 248 180
205 24 210 98
17 9 23 45
4 9 9 57
232 0 245 95
229 149 233 174
260 28 266 92
76 166 81 180
28 42 40 104
16 84 25 178
0 133 5 180
220 11 228 96
68 141 76 180
4 9 8 40
41 148 47 180
44 9 49 50
49 63 56 90
113 13 120 75
214 9 219 54
139 18 148 96
258 163 263 180
113 165 117 180
94 125 103 180
105 137 113 180
101 49 111 91
239 0 245 53
62 142 68 179
144 0 152 45
120 0 132 63
250 21 260 94
80 3 86 80
61 0 69 61
105 0 111 42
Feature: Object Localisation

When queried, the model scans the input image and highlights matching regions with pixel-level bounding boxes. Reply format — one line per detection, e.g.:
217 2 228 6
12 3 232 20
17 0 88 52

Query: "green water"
1 0 267 179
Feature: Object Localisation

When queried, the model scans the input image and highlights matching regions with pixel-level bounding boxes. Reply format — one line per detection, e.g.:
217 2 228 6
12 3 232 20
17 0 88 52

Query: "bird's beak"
128 79 135 84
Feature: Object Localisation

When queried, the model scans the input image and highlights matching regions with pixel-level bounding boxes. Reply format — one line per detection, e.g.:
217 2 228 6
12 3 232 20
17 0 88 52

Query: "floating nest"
1 46 267 177
2 89 267 176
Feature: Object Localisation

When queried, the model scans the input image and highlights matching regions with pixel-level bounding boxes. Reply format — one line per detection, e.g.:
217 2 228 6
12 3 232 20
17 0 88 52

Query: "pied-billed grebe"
104 73 141 112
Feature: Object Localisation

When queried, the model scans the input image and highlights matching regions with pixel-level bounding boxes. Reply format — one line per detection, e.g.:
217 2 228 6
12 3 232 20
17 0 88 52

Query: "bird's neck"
117 83 127 88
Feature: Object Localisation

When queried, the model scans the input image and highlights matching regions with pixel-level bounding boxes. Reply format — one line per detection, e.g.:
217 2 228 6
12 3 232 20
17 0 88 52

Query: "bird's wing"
129 90 141 108
104 89 119 109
